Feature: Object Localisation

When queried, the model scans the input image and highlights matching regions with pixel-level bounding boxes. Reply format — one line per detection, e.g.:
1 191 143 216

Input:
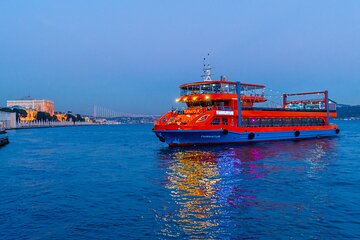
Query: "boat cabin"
177 81 266 109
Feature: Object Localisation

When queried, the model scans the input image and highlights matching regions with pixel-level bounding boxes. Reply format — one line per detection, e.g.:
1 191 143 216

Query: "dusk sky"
1 1 360 115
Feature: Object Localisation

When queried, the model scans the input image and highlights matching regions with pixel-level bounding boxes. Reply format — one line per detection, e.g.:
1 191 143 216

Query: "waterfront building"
83 117 92 122
7 98 54 115
20 109 38 122
0 111 16 129
55 112 67 122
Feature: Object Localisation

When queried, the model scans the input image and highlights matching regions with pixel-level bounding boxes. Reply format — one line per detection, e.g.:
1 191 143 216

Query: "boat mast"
201 53 212 81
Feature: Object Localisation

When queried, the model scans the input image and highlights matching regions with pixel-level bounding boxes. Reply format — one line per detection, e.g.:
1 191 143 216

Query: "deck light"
205 95 210 100
192 96 198 100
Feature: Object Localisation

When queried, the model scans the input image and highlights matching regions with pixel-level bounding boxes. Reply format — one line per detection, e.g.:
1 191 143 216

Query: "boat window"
196 115 209 122
272 118 282 127
212 84 221 93
242 118 249 126
212 100 231 109
166 117 174 125
161 117 168 123
229 84 236 93
249 118 260 127
315 118 324 125
284 118 293 126
261 118 272 126
222 118 228 125
210 118 220 125
180 86 193 96
193 85 200 94
200 84 211 94
187 101 203 108
221 84 230 93
292 118 301 125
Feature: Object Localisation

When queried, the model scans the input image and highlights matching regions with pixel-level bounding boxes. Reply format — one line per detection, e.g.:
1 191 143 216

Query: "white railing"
15 120 95 129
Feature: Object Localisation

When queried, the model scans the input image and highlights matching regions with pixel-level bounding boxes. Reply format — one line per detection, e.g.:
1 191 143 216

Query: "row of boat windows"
210 118 229 125
181 83 237 96
187 101 230 108
210 117 325 126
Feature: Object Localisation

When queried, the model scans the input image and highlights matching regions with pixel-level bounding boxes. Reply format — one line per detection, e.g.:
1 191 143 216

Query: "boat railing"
245 107 336 112
247 93 265 97
179 91 265 98
172 106 336 114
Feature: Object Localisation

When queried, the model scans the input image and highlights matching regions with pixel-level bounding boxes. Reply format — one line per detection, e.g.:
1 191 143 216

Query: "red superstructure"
153 64 339 146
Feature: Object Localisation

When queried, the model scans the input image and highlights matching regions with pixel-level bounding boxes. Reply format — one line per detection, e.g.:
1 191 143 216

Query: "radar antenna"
201 53 212 81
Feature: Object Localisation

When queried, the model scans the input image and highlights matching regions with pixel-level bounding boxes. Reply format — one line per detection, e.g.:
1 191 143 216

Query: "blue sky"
0 1 360 115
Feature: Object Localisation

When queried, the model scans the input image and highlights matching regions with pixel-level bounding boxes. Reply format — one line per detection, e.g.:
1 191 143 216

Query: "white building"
7 99 54 115
0 111 16 129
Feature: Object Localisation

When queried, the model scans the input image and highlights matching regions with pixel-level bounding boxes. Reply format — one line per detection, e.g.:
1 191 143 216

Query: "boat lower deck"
154 126 339 147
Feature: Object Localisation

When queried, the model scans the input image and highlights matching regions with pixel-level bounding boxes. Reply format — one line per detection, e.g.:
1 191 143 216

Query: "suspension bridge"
92 105 159 119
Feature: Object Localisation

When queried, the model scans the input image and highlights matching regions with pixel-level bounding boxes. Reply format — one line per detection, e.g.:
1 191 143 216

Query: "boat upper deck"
179 80 265 96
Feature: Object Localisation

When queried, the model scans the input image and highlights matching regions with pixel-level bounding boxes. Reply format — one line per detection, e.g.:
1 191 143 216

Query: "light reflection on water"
156 139 338 239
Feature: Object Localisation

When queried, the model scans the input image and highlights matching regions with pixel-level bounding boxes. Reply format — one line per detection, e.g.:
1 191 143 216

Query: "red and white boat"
153 63 339 146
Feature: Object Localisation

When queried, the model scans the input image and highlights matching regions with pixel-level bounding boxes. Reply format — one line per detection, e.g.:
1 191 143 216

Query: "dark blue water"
0 121 359 239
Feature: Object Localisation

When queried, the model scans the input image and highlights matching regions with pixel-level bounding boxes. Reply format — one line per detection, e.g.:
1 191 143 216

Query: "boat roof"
179 80 265 89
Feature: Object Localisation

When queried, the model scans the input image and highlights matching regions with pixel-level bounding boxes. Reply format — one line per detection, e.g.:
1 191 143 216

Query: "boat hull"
154 128 339 147
0 136 9 147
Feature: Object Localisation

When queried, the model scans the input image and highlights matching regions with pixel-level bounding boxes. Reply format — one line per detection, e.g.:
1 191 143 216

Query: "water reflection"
156 139 338 239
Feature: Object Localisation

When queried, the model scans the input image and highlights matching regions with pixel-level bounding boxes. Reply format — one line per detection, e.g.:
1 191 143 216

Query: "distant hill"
336 104 360 118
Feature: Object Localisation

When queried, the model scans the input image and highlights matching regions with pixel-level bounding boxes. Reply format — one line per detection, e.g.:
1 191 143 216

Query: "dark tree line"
36 112 58 121
337 105 360 118
65 113 85 122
